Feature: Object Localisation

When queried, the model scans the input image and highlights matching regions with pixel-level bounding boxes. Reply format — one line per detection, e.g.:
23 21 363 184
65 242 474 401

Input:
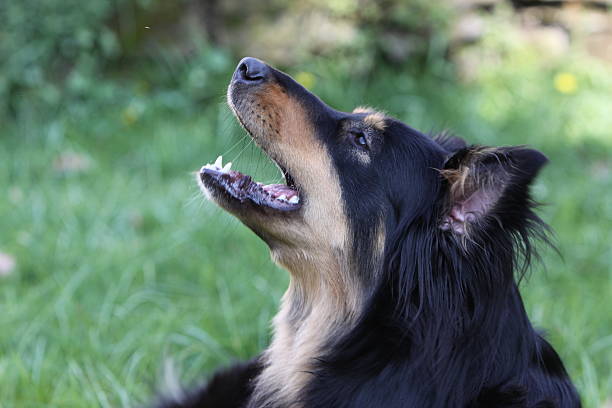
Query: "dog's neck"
250 247 367 407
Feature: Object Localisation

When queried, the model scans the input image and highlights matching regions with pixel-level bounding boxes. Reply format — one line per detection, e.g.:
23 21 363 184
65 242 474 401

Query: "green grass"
1 64 610 407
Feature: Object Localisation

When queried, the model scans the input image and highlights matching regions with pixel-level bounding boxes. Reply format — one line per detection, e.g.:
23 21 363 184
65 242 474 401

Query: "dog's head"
199 57 547 308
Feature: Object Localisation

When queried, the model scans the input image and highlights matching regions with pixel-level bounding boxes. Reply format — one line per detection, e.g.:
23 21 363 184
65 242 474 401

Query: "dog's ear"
439 146 548 235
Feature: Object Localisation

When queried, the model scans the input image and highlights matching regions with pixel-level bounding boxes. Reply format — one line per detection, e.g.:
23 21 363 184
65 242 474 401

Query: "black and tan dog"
155 58 580 407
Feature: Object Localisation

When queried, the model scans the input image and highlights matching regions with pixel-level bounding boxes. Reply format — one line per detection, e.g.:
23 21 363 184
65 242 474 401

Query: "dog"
154 58 581 407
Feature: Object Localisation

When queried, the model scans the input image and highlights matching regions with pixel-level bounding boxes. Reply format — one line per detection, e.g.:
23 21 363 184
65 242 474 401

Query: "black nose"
235 57 269 83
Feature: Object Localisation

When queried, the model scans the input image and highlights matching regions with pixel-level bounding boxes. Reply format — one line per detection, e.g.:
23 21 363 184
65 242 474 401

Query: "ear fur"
439 146 548 235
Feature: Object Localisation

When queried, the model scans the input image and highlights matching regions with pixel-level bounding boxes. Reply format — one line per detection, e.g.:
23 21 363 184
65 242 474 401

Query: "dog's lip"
199 156 301 212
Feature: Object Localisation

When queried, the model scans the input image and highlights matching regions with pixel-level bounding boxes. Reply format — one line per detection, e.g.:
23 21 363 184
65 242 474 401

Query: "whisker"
231 136 256 164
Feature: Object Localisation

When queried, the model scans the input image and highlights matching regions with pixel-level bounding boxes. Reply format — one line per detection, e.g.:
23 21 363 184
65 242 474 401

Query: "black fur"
153 358 261 408
153 60 580 407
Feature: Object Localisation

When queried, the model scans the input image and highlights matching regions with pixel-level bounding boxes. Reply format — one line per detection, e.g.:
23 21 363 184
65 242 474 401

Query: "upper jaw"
199 70 302 215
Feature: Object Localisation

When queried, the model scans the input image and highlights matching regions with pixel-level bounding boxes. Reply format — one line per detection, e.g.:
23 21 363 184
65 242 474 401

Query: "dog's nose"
235 57 269 83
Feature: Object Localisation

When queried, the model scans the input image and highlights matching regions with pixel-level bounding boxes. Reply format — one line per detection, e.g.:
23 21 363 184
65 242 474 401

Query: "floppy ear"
439 146 548 235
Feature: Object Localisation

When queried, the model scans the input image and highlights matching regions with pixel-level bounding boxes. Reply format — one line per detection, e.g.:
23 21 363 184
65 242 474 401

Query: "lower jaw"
199 156 301 213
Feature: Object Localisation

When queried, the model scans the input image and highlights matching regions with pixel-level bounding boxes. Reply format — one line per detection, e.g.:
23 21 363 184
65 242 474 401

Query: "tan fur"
352 106 376 114
375 219 386 260
257 251 362 407
353 149 371 165
352 106 387 131
363 111 387 131
440 165 472 201
223 82 366 406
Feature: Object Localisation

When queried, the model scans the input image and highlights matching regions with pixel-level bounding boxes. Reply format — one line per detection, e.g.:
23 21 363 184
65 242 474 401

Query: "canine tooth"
278 194 287 201
222 162 232 173
214 156 223 169
288 196 299 204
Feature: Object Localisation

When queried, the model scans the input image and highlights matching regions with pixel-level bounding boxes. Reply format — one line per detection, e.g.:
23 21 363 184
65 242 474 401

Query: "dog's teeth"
222 162 232 173
288 196 299 204
214 156 223 169
278 194 287 201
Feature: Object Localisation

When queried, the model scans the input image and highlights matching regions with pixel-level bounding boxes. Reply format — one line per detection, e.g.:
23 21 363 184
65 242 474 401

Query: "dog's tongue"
262 184 298 199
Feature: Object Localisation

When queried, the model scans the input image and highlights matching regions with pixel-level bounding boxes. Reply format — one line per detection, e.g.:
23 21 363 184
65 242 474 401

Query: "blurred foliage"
1 0 121 111
3 0 611 124
468 5 612 146
0 0 225 113
0 0 456 115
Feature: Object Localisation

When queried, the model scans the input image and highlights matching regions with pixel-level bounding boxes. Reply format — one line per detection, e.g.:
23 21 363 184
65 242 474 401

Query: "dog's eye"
351 131 369 150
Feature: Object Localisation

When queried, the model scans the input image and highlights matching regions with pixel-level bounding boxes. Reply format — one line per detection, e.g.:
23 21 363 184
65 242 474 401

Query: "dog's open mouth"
199 155 301 211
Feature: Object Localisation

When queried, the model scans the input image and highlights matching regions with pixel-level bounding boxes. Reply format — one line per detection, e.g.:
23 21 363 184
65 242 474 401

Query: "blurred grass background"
1 0 611 407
